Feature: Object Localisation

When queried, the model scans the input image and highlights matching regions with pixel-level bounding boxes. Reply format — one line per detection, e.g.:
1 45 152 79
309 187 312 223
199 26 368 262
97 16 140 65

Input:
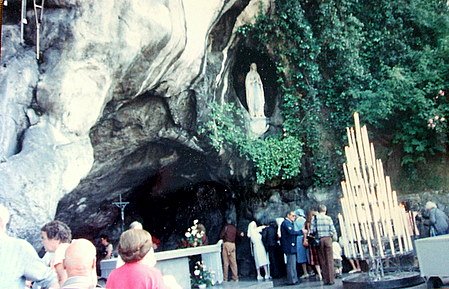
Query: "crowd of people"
0 202 361 288
276 204 341 286
2 199 449 289
223 204 366 286
0 203 172 289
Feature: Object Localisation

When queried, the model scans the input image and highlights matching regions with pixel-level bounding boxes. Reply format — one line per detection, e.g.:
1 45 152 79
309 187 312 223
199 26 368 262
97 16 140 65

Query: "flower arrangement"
191 260 214 288
182 219 205 247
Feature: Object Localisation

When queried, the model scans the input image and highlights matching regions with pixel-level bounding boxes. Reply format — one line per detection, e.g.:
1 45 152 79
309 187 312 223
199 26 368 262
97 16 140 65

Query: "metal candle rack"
338 112 414 279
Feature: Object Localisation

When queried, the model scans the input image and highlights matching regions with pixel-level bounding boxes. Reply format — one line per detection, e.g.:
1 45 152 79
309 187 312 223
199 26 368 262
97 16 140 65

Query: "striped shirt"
0 233 57 289
310 213 336 239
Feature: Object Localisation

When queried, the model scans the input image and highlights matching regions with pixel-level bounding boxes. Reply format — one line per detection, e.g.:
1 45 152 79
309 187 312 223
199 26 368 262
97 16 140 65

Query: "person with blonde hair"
106 229 165 289
129 221 143 230
0 204 58 289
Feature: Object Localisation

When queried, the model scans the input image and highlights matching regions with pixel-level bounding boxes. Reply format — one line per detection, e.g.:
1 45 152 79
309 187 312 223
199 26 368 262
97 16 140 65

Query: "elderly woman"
425 201 449 236
106 229 165 289
294 208 309 278
247 221 271 281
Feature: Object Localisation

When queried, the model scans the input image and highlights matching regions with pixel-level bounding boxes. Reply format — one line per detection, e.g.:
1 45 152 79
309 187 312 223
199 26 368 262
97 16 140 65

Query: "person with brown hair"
41 220 72 286
98 234 113 260
310 204 337 286
304 210 322 281
106 229 165 289
196 223 209 245
220 219 245 282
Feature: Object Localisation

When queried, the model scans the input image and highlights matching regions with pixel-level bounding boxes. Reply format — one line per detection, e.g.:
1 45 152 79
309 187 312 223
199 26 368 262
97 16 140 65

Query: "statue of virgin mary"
245 63 265 118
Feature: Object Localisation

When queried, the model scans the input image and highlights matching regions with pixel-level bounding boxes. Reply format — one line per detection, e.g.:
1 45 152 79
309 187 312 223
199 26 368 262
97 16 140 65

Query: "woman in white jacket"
247 221 271 281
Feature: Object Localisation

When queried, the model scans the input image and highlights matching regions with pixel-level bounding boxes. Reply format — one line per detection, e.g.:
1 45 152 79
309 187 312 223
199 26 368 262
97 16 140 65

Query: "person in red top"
220 219 244 282
106 229 165 289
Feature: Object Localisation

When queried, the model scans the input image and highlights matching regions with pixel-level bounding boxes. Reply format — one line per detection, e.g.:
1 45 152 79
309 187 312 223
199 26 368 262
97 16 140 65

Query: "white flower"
435 115 440 120
191 229 198 235
441 117 446 122
193 219 199 225
185 232 191 238
429 119 434 124
194 270 200 276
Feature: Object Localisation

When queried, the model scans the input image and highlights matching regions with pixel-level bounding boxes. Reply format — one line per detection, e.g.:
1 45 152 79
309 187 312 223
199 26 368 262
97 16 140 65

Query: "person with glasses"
280 210 301 285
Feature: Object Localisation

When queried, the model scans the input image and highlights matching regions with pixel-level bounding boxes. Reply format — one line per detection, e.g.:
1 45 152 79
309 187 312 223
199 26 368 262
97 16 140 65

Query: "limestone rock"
0 0 271 248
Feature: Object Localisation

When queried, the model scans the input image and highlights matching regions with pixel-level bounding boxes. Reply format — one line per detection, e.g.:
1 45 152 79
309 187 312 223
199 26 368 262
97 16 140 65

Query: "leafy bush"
234 0 449 185
191 261 213 288
200 102 303 184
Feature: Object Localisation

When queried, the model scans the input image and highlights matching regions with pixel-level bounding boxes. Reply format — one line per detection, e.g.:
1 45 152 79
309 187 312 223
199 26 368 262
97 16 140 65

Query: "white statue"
245 63 265 118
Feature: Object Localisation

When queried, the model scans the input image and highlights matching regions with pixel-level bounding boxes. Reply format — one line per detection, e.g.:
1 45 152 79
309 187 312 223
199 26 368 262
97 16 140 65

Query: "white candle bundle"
339 112 413 260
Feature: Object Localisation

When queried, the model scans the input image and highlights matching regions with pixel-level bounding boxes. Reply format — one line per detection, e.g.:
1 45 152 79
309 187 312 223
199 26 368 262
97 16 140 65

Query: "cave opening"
232 45 278 118
124 147 230 250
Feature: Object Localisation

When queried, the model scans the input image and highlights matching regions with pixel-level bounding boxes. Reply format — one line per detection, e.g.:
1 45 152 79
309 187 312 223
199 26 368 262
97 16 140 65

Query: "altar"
101 240 224 288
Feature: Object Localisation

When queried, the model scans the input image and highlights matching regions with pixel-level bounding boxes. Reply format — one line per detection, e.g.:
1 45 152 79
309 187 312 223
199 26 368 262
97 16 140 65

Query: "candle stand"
339 113 424 289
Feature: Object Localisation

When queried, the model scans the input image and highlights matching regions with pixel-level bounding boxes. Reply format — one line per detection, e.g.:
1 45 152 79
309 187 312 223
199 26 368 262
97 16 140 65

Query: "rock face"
0 0 275 248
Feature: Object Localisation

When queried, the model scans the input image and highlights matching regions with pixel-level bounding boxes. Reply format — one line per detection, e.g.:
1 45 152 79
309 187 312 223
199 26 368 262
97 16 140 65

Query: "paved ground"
215 273 428 289
273 275 427 289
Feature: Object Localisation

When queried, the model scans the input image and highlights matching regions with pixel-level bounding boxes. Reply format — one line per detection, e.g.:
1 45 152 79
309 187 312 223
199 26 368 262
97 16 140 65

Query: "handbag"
307 216 320 247
307 235 320 247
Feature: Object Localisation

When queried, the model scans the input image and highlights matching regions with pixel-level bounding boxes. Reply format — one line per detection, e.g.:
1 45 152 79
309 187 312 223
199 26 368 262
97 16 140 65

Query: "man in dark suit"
280 210 301 285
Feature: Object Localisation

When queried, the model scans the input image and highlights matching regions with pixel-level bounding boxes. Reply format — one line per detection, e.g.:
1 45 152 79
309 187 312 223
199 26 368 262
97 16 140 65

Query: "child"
332 240 342 278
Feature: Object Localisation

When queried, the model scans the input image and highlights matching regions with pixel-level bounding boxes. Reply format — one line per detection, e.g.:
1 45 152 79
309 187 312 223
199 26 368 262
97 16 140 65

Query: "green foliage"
200 103 303 184
206 0 449 187
190 261 213 288
237 0 343 185
352 0 449 165
238 0 449 185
